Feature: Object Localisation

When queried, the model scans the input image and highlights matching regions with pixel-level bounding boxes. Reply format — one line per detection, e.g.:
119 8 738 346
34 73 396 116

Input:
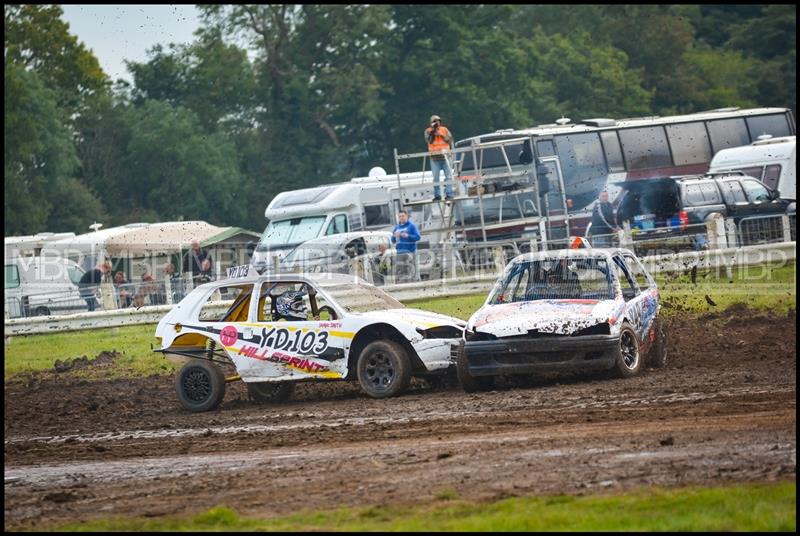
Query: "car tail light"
679 210 689 230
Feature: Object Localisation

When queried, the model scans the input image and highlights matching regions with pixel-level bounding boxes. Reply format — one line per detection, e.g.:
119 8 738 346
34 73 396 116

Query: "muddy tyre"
175 360 225 412
357 340 411 398
648 319 668 368
614 322 642 378
456 351 494 393
247 381 294 403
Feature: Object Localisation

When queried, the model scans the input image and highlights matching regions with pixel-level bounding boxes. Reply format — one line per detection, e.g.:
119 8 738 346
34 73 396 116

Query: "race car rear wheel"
175 359 225 412
613 322 642 378
357 340 411 398
246 381 294 403
647 319 668 368
456 351 495 393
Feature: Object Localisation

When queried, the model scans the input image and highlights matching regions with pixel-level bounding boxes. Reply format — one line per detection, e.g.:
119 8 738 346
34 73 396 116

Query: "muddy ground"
4 306 796 530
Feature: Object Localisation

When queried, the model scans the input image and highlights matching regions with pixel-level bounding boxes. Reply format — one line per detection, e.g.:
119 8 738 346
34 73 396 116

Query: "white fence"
4 241 795 337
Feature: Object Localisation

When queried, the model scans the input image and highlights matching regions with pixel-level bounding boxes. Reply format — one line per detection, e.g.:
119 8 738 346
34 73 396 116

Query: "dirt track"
4 306 796 530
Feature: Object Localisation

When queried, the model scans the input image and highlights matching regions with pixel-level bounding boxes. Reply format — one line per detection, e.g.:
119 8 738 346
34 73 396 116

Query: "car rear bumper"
462 334 619 376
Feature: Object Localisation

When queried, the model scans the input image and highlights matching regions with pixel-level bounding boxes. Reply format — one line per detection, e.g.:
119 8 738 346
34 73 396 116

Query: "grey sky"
60 4 202 83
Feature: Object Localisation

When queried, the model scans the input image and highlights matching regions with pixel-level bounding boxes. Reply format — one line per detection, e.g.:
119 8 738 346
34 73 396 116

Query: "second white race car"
155 266 465 411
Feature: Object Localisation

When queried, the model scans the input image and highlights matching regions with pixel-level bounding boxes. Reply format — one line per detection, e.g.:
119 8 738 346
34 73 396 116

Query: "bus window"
536 140 556 157
746 114 792 139
707 118 750 153
599 131 625 172
554 132 606 190
618 126 672 170
666 122 712 165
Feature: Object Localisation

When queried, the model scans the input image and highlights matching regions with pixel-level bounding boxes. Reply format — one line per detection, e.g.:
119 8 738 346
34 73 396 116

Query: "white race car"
155 266 465 411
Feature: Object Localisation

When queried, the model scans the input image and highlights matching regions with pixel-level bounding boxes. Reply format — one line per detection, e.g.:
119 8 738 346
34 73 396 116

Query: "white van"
250 169 439 272
4 256 91 318
708 135 796 200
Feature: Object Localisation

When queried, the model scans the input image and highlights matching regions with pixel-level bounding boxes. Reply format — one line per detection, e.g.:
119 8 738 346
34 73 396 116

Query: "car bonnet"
468 299 623 337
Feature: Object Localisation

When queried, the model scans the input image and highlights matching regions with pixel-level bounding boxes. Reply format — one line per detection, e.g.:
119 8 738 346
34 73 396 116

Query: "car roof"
510 248 636 264
194 271 369 290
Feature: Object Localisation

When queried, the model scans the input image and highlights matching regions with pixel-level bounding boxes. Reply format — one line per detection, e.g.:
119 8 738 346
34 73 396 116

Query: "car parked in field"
155 266 466 411
610 172 794 250
457 248 666 392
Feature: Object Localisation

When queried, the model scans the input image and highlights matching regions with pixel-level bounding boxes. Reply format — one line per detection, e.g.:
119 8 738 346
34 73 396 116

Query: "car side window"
325 214 348 236
200 284 253 322
719 180 747 204
624 255 652 291
612 256 639 301
741 179 771 203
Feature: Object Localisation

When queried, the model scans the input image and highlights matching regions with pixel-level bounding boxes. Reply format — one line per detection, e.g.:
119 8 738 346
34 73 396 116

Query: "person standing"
112 271 133 308
590 190 620 247
424 114 455 201
391 210 421 282
183 239 212 285
78 261 110 312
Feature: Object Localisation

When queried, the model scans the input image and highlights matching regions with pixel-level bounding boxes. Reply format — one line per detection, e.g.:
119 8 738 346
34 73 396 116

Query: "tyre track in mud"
4 307 796 530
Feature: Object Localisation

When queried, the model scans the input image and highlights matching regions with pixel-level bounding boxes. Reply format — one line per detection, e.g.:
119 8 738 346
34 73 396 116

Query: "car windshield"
323 283 404 313
256 216 326 251
489 257 615 304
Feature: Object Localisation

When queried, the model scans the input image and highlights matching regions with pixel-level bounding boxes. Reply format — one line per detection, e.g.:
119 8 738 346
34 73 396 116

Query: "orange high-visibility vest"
426 126 452 154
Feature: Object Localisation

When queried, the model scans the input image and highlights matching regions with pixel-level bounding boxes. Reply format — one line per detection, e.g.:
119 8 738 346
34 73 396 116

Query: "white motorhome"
4 256 90 318
250 169 440 271
708 135 796 200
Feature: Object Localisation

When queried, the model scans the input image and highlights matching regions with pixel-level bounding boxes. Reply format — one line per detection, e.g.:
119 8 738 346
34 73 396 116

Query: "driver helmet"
275 290 307 321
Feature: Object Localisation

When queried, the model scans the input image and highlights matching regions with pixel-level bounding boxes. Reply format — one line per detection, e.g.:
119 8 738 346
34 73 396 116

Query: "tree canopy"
4 4 796 235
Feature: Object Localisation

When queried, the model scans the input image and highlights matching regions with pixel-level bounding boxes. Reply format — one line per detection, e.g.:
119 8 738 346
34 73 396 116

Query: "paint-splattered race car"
457 248 666 392
155 266 466 411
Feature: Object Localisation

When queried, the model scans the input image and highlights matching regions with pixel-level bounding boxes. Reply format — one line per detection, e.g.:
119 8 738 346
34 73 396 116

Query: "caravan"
250 169 441 272
708 135 796 200
4 255 90 317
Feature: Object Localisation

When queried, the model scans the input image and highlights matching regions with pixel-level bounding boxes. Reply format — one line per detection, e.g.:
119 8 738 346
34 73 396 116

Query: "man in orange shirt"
424 114 455 201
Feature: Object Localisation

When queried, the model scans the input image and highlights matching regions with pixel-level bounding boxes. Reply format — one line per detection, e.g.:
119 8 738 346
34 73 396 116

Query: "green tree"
4 63 80 234
4 4 109 116
120 100 246 227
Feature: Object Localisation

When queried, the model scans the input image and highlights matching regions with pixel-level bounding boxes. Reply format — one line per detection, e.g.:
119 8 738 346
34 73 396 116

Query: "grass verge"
53 481 795 532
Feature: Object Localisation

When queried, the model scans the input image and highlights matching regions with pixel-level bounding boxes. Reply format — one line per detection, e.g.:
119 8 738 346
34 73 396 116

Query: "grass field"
4 262 795 380
53 481 796 531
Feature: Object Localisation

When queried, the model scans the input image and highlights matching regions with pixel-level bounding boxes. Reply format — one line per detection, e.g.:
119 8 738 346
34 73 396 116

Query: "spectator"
78 261 111 312
182 239 211 278
196 258 214 285
139 270 160 306
424 114 455 201
590 191 620 247
391 210 421 282
112 271 133 308
370 243 392 286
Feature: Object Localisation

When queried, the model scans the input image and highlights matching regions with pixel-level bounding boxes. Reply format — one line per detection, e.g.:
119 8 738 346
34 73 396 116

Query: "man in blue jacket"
390 210 421 282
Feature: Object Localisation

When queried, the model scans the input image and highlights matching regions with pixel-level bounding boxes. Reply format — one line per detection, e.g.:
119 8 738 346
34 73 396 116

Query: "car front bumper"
462 334 619 376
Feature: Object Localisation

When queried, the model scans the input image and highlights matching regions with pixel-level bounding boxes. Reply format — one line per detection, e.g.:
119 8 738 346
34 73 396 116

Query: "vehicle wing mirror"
769 189 780 200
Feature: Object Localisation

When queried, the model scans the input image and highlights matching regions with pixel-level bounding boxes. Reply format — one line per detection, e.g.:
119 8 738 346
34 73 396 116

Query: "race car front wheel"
247 381 294 403
175 359 226 412
357 340 411 398
613 322 642 378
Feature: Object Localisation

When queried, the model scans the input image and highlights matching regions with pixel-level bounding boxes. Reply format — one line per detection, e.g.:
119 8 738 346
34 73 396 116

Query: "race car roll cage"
155 278 341 367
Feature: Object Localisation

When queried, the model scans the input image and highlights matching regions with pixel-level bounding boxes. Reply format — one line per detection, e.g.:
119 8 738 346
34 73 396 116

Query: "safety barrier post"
725 219 738 249
706 213 727 250
781 215 792 243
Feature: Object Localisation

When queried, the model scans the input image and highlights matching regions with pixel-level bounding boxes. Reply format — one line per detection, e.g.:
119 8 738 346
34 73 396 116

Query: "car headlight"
416 326 464 339
464 329 496 341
